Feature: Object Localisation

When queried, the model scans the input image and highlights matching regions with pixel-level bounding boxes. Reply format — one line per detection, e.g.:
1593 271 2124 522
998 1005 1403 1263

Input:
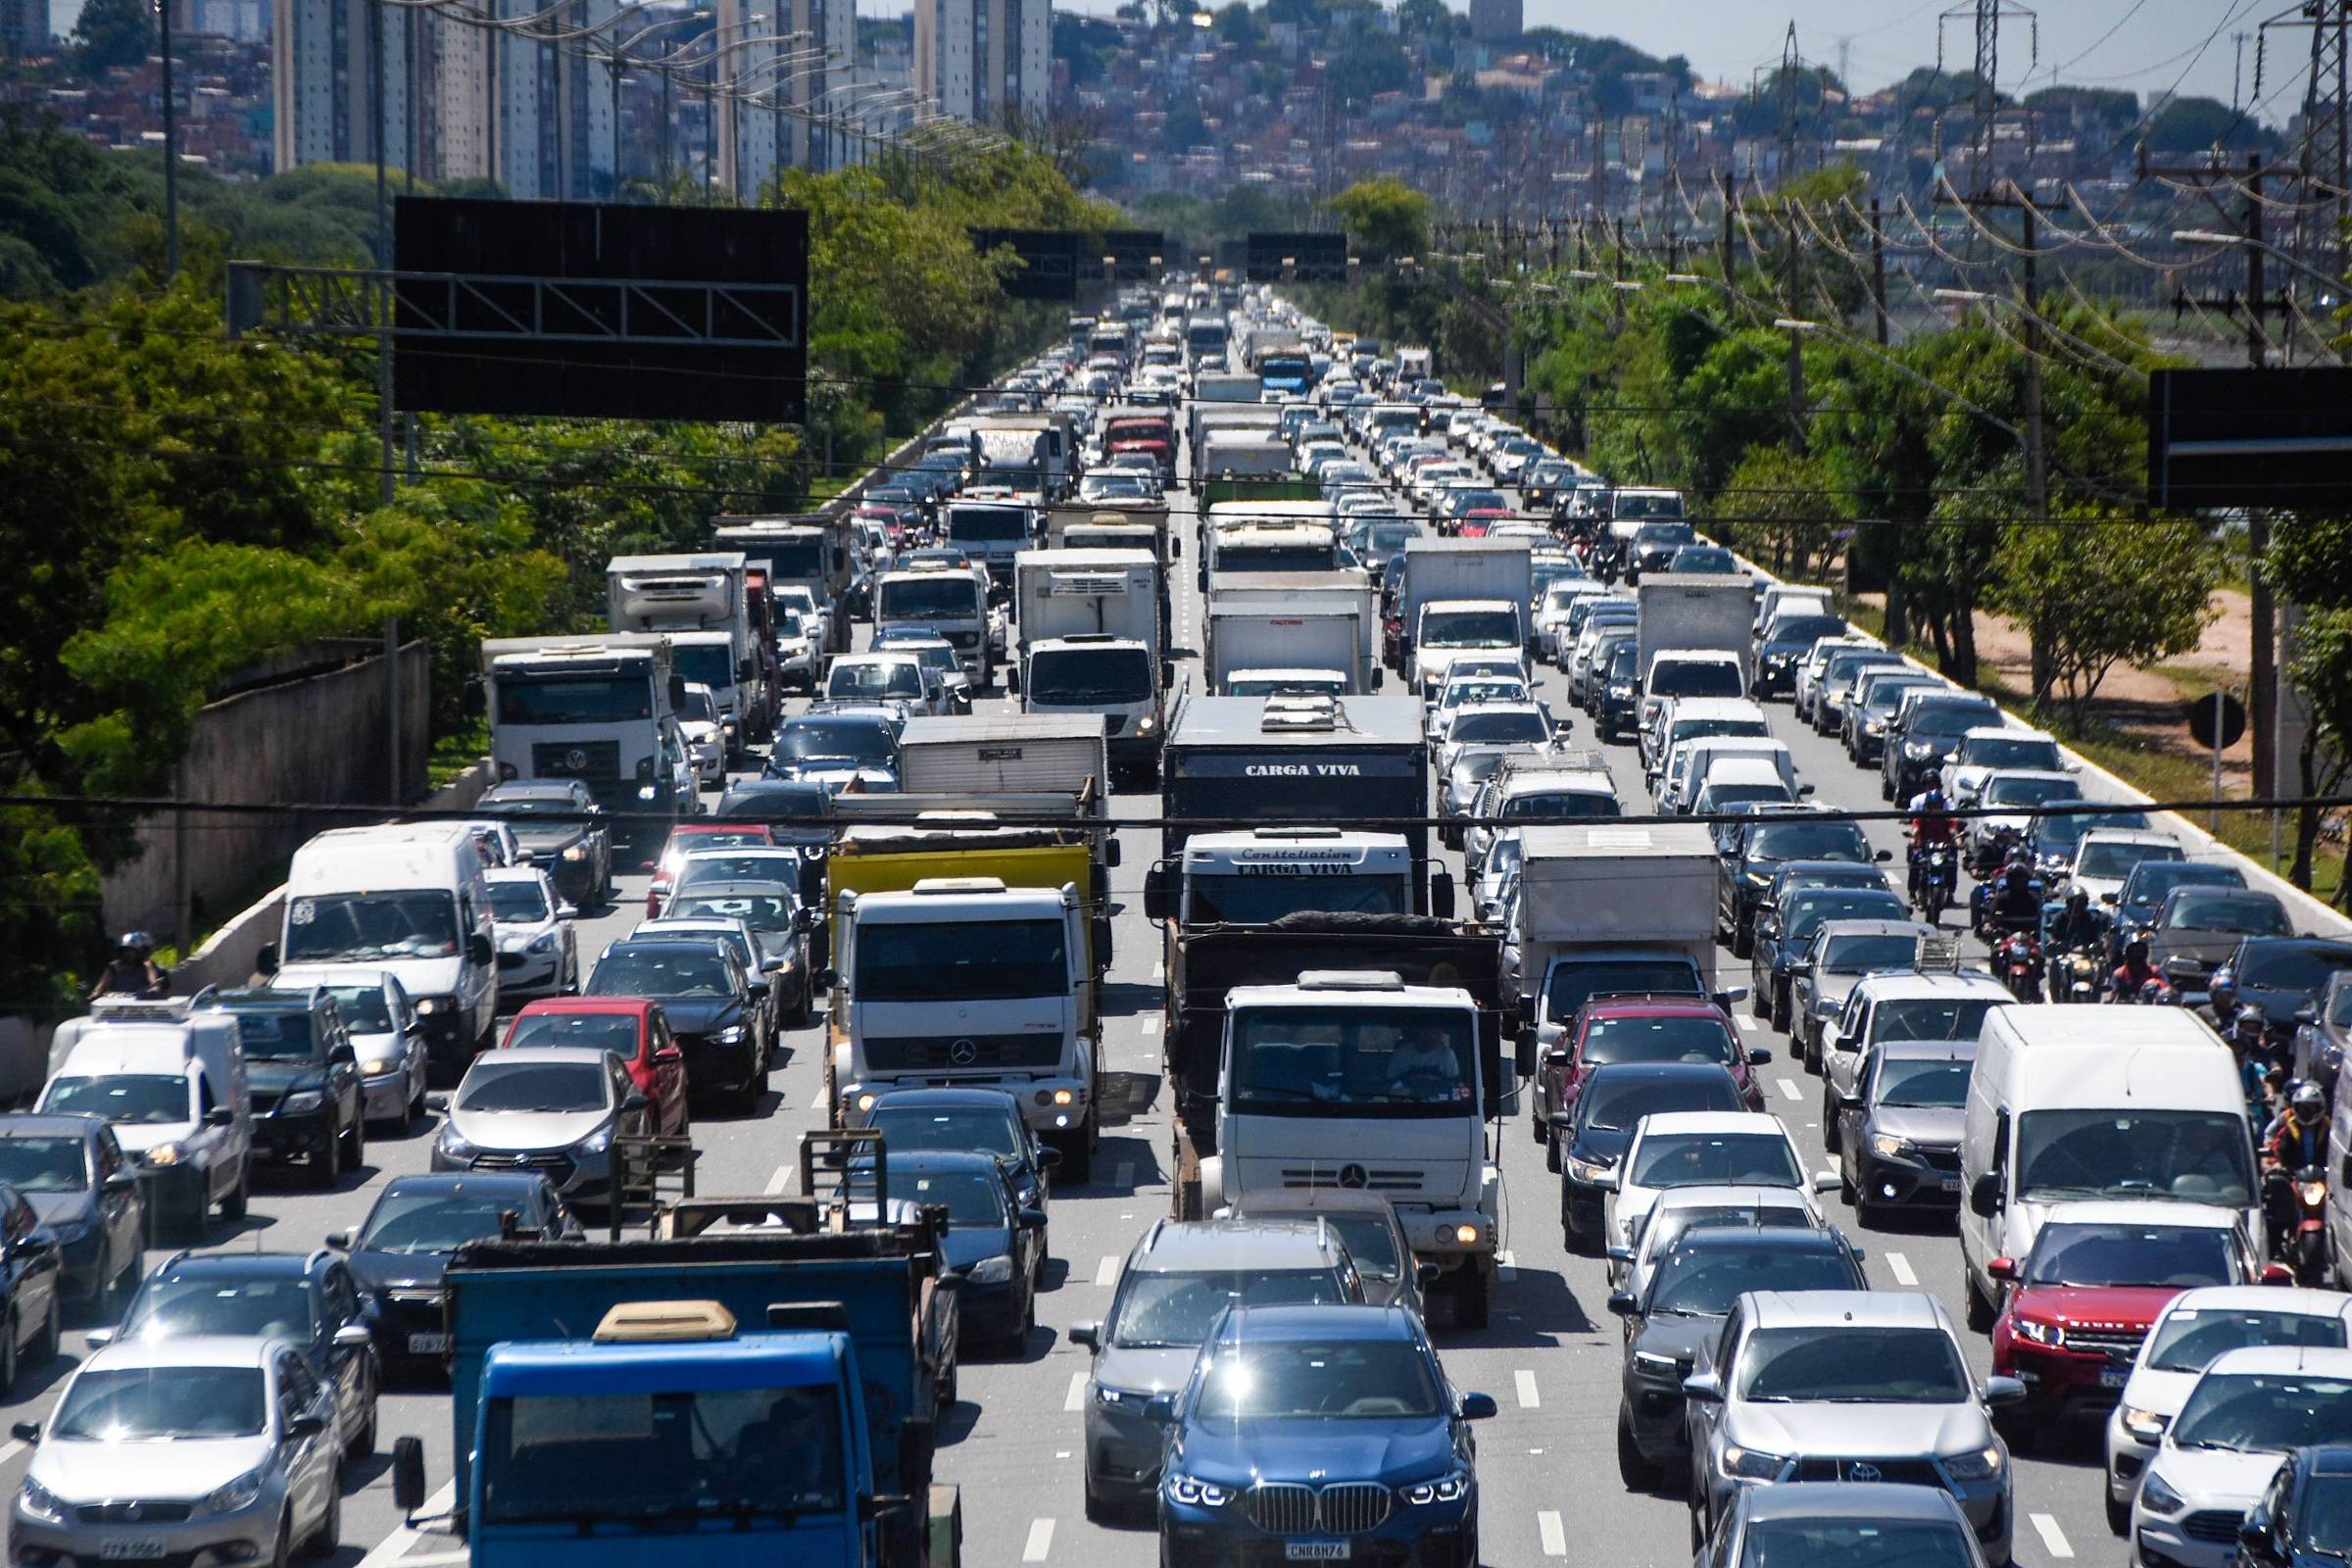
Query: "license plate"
2100 1366 2130 1390
99 1543 166 1561
1940 1177 1963 1194
1285 1544 1350 1562
408 1332 448 1354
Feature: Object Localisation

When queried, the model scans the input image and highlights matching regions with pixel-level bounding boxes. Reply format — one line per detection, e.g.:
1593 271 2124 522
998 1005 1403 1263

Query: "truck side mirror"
1970 1173 2002 1218
1103 838 1121 868
461 678 485 716
469 934 495 967
668 674 687 709
255 942 279 975
1514 1024 1537 1078
391 1436 427 1512
1143 865 1172 923
1006 666 1022 695
1429 868 1456 920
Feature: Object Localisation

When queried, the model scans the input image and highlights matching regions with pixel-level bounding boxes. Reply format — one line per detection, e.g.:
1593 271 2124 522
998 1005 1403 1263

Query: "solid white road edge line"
1062 1371 1087 1413
357 1481 458 1568
1022 1517 1056 1561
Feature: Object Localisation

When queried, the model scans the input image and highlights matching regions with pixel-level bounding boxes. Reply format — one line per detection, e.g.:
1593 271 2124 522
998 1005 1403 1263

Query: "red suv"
1533 995 1768 1161
501 998 689 1138
1988 1206 2288 1433
646 822 776 917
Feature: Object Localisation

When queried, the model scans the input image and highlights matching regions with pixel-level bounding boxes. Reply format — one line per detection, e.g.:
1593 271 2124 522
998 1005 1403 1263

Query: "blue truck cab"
471 1306 891 1567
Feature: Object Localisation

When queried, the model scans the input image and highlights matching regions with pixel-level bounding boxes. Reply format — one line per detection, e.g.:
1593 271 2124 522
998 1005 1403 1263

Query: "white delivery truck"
607 552 763 758
875 562 992 684
1194 371 1264 405
1196 432 1293 484
1515 823 1740 1142
1010 549 1167 782
1396 539 1533 684
1186 402 1284 466
1959 1005 2259 1329
895 714 1111 808
477 634 691 853
1637 572 1754 684
1205 601 1365 695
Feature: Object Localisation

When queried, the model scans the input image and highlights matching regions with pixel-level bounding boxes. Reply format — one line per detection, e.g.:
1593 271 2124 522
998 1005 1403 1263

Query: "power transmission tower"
2286 2 2350 294
1936 0 2036 194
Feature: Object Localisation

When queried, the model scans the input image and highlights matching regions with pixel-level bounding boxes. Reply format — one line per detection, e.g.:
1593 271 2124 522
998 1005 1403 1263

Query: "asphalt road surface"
0 451 2148 1568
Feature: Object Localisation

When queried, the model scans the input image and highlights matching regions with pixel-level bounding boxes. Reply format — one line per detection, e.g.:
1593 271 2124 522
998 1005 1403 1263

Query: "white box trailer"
1636 573 1753 682
1206 569 1378 691
1515 822 1727 1034
1205 603 1365 694
1014 549 1161 652
896 714 1110 806
1395 539 1532 670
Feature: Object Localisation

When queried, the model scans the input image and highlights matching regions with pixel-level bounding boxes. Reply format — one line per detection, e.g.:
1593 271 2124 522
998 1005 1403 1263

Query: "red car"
646 822 776 917
1533 995 1768 1158
1988 1207 2288 1432
501 998 689 1138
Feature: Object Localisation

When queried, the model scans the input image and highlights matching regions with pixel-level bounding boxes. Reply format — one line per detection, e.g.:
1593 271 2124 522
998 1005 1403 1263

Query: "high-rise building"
714 0 851 199
914 0 1045 125
0 0 52 54
272 0 411 178
1467 0 1519 45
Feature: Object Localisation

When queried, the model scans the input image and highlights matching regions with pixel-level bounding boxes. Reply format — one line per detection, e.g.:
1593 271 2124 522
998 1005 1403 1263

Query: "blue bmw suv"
1152 1302 1495 1566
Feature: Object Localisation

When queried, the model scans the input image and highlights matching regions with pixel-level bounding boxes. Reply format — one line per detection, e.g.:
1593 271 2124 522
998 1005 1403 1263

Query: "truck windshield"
1189 872 1410 924
1027 646 1154 705
670 643 734 693
1421 610 1519 648
41 1074 189 1125
1229 1005 1476 1117
880 578 981 620
482 1385 845 1525
856 919 1068 1002
2015 1109 2254 1206
497 676 650 725
284 891 461 963
949 509 1029 543
1260 356 1311 382
1216 545 1334 572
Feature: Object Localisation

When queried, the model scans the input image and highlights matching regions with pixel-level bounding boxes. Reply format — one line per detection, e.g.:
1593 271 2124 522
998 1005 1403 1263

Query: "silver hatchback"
11 1335 342 1565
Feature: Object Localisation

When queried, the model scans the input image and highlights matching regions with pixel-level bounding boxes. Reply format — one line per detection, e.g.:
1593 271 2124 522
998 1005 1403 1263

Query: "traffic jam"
24 275 2352 1568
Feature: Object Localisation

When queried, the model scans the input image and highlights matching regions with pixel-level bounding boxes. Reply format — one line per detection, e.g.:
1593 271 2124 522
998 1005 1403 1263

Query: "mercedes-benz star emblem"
950 1039 978 1065
1338 1163 1368 1189
1848 1463 1883 1483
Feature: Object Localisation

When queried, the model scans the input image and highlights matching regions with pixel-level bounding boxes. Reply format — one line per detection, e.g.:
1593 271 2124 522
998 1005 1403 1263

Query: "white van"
1959 1005 2257 1329
261 823 499 1078
40 996 254 1221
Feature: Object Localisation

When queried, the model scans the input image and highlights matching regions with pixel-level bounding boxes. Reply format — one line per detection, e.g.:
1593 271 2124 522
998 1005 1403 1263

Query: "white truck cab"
42 996 254 1222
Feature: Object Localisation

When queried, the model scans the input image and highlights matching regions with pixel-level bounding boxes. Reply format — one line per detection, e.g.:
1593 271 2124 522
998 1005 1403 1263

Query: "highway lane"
0 456 2154 1568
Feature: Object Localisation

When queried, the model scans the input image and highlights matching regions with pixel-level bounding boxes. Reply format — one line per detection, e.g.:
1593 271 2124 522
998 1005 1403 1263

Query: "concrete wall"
102 640 431 953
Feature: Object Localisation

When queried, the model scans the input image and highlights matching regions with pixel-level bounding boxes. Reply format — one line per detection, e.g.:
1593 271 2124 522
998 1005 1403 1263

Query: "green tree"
2267 515 2352 902
2148 94 2271 154
1325 176 1429 261
1325 21 1412 106
1988 514 2221 727
72 0 151 78
1704 444 1846 579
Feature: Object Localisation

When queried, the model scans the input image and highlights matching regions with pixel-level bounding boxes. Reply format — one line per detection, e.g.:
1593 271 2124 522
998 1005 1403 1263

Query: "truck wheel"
1964 1268 1997 1333
1453 1261 1491 1331
221 1162 249 1222
1544 1122 1561 1175
1528 1101 1547 1145
1822 1083 1842 1153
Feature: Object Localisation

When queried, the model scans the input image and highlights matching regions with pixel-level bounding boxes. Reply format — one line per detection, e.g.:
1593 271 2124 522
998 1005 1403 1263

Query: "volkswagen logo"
564 748 588 771
1848 1462 1883 1483
1338 1163 1368 1189
950 1039 978 1065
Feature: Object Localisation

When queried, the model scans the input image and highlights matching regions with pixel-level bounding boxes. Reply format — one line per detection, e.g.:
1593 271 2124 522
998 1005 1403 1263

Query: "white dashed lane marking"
1022 1518 1056 1561
1776 1077 1802 1102
1096 1253 1120 1287
1514 1369 1540 1408
1886 1251 1918 1286
1538 1509 1568 1556
2030 1513 2075 1559
1063 1371 1087 1412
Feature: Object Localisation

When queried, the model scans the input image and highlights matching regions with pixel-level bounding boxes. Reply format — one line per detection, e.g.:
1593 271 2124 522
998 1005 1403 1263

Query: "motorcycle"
2047 946 2107 1004
1912 847 1954 924
1971 825 2024 881
2265 1162 2332 1285
1995 930 2044 1002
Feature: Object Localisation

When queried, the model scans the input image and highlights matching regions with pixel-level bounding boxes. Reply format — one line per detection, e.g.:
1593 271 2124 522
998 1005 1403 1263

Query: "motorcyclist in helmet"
2110 934 2157 1001
1905 785 1961 901
2044 886 2106 955
2197 967 2242 1036
1984 860 2042 933
88 932 168 1001
2264 1080 2332 1259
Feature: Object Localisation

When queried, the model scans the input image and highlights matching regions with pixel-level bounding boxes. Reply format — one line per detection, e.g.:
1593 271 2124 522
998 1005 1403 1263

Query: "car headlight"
1165 1474 1233 1507
277 1091 325 1116
1095 1384 1142 1407
714 1025 747 1045
561 842 589 861
2120 1405 2171 1443
2139 1471 2187 1516
967 1255 1012 1285
1943 1444 2005 1482
1868 1133 1914 1161
638 785 658 800
1723 1445 1787 1480
1863 718 1886 735
527 933 557 956
1402 1467 1473 1505
202 1467 267 1515
2014 1317 2062 1347
18 1476 64 1522
362 1057 395 1077
1905 740 1936 758
142 1141 182 1167
1566 1154 1612 1184
1632 1349 1681 1382
415 997 447 1015
437 1127 475 1159
574 1126 612 1155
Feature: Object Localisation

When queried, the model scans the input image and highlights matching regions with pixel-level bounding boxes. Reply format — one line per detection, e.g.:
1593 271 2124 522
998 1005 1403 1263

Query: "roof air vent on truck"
592 1299 738 1343
911 877 1009 895
1298 970 1407 992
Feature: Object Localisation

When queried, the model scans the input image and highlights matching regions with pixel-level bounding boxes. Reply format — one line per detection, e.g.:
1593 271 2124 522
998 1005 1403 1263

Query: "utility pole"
1868 197 1888 345
1783 204 1806 452
1934 179 2064 524
1718 171 1735 286
160 0 177 278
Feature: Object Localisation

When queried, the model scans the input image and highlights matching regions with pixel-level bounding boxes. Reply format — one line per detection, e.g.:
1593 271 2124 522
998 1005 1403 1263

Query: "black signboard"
1100 228 1166 282
2149 367 2352 513
1245 231 1350 284
392 199 806 423
970 227 1081 300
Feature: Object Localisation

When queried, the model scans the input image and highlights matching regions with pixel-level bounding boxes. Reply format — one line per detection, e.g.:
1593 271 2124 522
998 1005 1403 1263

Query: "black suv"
1718 811 1887 957
1879 693 2001 802
101 1249 378 1459
204 989 365 1188
475 779 612 906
